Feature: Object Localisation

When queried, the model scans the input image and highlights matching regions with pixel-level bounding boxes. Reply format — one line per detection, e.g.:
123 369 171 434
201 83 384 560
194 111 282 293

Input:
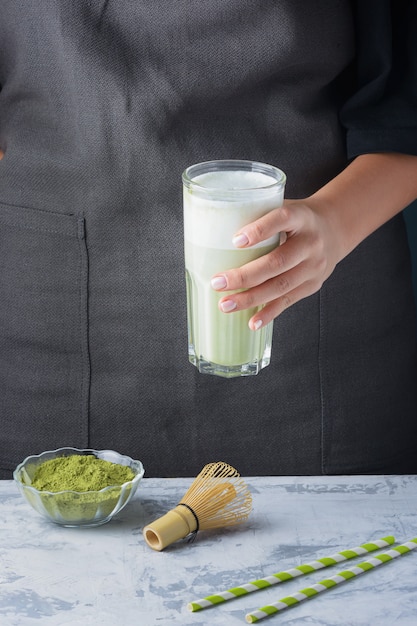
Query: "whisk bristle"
179 461 252 530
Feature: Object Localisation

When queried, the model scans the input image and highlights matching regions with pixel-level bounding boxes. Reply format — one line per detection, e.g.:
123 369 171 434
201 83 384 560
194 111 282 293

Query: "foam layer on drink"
192 170 277 190
184 170 284 250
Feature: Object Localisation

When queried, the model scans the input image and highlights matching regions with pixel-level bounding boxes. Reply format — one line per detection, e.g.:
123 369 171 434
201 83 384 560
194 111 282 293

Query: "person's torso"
3 2 414 479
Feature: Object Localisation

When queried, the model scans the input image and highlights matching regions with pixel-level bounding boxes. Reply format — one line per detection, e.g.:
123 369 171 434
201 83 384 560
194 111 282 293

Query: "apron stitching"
77 215 91 446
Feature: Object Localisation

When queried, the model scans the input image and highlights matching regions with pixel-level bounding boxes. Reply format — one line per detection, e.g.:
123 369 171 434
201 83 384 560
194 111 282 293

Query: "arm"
211 152 417 330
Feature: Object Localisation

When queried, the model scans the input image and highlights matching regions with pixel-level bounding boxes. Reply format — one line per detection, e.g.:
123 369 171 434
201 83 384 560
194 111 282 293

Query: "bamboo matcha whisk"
143 462 252 551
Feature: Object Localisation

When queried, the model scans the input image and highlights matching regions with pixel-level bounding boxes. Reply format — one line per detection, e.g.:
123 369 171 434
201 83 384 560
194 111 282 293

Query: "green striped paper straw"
245 538 417 623
187 536 394 612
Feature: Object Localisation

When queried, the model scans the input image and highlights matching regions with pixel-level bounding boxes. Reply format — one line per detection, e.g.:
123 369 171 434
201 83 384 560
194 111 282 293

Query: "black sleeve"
340 0 417 158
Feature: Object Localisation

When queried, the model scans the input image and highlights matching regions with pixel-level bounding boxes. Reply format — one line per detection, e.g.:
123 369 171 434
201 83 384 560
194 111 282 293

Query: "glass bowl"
13 447 145 527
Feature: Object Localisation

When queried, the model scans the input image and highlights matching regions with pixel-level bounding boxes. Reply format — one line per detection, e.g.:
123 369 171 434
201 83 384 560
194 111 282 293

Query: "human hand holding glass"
211 153 417 330
211 198 340 330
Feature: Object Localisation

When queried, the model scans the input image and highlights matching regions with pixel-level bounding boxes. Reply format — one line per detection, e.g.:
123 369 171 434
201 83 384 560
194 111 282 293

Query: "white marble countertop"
1 475 417 626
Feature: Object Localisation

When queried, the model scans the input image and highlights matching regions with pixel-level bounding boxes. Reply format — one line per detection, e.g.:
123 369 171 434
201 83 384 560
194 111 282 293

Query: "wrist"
305 153 417 261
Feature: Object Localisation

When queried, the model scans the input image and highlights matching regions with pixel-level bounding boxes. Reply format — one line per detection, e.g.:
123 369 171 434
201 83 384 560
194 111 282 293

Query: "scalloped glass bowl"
13 447 145 527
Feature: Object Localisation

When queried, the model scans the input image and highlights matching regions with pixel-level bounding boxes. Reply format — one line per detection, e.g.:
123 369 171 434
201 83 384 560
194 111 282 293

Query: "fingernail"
219 299 237 313
232 232 249 247
251 319 263 330
211 275 227 290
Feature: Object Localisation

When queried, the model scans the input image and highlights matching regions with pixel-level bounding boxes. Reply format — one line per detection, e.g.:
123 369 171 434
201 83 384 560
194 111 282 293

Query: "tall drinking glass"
182 160 286 378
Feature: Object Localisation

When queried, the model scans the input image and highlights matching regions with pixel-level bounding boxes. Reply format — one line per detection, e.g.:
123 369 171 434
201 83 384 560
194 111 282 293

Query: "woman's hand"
210 199 341 330
211 153 417 330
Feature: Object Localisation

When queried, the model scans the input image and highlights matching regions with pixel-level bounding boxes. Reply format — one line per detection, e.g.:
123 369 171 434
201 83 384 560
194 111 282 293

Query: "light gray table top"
1 475 417 626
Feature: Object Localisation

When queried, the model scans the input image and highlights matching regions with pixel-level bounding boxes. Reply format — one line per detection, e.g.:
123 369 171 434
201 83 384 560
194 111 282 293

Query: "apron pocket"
0 202 90 474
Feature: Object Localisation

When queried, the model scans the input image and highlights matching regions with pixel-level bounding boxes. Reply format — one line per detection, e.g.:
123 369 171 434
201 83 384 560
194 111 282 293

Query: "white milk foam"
184 170 284 249
193 170 276 190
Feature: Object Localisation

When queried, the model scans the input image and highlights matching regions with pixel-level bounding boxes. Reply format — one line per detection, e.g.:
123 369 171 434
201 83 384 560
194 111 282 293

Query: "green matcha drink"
182 160 286 378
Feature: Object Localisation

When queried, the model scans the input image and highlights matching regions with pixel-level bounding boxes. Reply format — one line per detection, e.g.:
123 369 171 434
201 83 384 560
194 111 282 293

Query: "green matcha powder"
29 454 136 523
32 454 135 492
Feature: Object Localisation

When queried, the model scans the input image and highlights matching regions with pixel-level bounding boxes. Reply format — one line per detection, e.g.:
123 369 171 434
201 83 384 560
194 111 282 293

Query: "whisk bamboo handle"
143 505 198 551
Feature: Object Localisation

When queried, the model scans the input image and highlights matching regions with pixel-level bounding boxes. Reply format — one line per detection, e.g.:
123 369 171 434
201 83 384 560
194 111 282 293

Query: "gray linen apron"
1 0 416 478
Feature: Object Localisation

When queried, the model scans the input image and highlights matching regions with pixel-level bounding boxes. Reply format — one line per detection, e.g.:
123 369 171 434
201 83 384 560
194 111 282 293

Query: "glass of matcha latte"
182 160 286 378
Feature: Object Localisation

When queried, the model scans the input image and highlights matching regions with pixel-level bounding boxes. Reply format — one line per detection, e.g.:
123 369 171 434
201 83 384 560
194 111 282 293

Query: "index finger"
232 204 295 248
